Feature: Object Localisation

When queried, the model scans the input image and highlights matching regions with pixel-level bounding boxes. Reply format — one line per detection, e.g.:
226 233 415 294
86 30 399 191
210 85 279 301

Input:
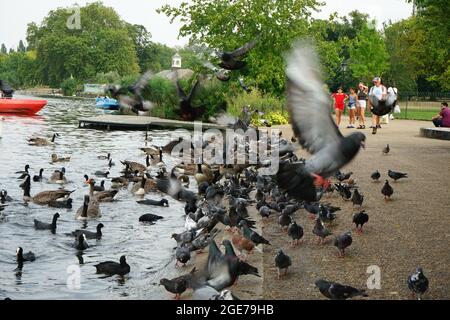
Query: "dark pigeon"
160 268 196 300
371 170 381 181
239 221 271 246
407 268 429 300
352 211 369 234
334 232 353 257
176 245 191 267
351 189 364 207
275 250 292 280
312 219 332 245
388 170 408 181
217 38 258 70
278 213 292 231
382 180 394 200
382 144 390 155
287 221 304 246
315 279 368 300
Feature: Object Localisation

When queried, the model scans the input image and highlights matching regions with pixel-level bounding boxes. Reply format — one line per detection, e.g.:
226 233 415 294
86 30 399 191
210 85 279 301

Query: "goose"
140 147 159 157
22 175 73 205
174 163 197 176
75 195 101 219
49 168 67 184
74 234 89 251
108 159 115 168
111 176 129 189
0 189 13 204
33 169 45 182
27 133 59 146
98 153 111 160
195 164 214 185
131 177 157 195
16 164 31 179
121 160 146 173
71 223 104 240
51 153 71 163
146 148 165 168
34 212 60 234
93 180 105 192
87 179 118 202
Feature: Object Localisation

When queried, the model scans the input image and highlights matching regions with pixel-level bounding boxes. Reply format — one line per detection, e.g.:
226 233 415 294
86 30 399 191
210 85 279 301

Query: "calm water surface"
0 96 189 299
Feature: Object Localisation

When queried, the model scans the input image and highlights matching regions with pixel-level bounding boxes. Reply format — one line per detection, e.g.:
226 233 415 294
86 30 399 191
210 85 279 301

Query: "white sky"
0 0 413 49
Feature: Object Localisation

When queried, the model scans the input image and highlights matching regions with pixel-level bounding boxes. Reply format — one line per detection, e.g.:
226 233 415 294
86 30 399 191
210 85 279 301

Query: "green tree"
29 2 139 87
1 44 8 54
158 0 323 95
348 22 389 84
18 40 26 53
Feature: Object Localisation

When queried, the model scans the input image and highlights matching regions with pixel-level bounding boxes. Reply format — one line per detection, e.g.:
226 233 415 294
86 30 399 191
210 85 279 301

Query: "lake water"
0 96 190 300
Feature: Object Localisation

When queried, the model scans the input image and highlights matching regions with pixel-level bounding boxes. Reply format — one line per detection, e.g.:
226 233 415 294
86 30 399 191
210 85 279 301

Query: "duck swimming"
27 133 59 146
16 247 36 264
95 255 130 276
34 212 60 234
33 169 45 182
0 189 13 204
136 198 169 207
51 153 71 163
71 223 104 240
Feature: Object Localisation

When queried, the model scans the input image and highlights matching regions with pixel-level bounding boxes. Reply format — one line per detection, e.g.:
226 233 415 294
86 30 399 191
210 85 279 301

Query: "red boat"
0 98 47 115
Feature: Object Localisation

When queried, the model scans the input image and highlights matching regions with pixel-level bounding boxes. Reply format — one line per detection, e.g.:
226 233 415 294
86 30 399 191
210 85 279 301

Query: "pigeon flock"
0 41 428 301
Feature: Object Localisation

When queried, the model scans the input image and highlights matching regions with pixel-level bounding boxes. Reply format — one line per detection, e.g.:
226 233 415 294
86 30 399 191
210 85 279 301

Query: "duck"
71 223 104 240
51 153 71 163
34 212 60 234
27 133 59 146
139 213 164 223
33 169 45 182
22 175 73 205
94 170 110 178
136 198 169 207
87 179 117 202
49 168 67 184
16 164 31 179
16 247 36 264
0 189 13 204
75 195 101 220
94 255 130 276
93 180 105 192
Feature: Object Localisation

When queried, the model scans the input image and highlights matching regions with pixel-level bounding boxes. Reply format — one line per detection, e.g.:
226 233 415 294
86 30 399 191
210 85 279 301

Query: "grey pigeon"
176 245 191 267
277 42 365 202
382 144 390 155
315 279 368 300
312 219 332 245
259 206 271 218
160 268 195 300
278 213 292 231
334 232 353 257
217 38 259 70
275 250 292 280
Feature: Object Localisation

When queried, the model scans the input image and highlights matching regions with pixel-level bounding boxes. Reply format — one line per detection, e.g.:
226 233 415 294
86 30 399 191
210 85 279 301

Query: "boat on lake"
0 98 47 115
95 97 120 110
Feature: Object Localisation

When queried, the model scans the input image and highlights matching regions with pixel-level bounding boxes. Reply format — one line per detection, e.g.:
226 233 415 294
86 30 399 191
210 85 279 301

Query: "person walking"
347 88 358 128
368 77 387 135
356 82 368 129
331 87 348 127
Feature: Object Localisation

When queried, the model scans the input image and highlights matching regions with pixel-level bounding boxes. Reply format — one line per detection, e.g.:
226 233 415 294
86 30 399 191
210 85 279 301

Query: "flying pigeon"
217 38 259 70
276 42 365 202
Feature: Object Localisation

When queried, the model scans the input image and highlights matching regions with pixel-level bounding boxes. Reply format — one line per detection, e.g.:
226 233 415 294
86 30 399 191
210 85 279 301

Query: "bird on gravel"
382 180 394 200
287 221 304 247
351 189 364 207
388 169 408 181
371 170 381 182
278 213 292 232
334 232 353 257
275 250 292 280
315 279 368 300
352 211 369 234
382 144 390 155
313 219 332 245
176 245 191 267
238 220 271 246
160 268 196 300
407 267 429 300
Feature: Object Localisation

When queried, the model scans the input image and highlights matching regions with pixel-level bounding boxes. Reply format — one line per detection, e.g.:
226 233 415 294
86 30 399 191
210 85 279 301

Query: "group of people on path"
331 77 393 135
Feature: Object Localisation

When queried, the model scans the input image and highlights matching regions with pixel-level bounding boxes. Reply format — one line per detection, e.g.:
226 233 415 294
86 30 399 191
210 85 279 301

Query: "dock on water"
78 115 227 131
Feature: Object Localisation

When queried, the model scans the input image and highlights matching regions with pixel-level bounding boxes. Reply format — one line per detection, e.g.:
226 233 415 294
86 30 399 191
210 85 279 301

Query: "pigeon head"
341 132 366 159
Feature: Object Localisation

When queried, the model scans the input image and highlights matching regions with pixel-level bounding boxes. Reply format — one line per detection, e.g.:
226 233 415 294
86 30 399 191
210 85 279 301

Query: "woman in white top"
368 77 387 135
356 82 368 129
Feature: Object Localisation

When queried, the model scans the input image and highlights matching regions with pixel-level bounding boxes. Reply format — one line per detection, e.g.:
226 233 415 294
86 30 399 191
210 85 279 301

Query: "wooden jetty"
78 115 227 131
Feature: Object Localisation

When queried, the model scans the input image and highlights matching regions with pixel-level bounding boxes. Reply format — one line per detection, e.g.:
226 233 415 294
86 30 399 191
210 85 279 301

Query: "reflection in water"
0 96 188 299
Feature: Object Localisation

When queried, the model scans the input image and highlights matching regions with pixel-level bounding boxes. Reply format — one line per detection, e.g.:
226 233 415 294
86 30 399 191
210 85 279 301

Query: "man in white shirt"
368 77 387 135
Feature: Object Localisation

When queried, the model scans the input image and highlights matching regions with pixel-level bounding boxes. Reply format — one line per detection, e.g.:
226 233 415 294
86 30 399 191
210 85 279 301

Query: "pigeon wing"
229 38 258 58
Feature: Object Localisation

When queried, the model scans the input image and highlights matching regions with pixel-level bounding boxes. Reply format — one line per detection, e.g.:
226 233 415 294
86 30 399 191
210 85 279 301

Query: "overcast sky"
0 0 413 49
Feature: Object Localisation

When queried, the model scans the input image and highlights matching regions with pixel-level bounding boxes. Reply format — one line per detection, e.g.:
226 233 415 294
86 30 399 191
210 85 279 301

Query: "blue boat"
95 97 120 110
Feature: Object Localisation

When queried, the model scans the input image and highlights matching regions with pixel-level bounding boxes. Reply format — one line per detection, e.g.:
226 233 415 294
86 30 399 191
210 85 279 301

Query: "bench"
420 127 450 140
